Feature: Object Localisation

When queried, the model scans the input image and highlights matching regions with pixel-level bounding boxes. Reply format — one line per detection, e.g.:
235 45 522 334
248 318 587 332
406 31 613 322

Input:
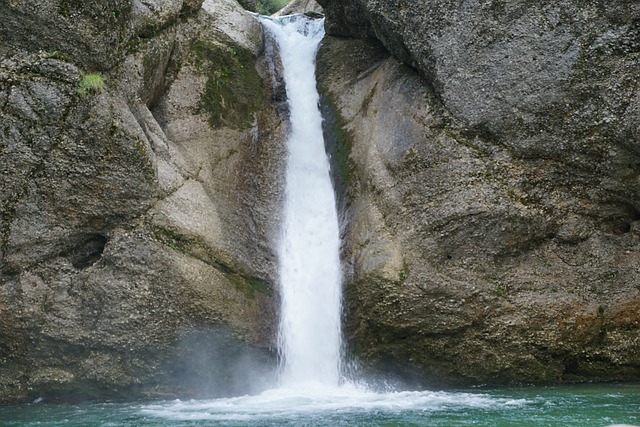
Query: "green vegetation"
48 50 71 62
78 73 105 95
496 284 511 297
256 0 289 15
237 0 289 14
399 261 410 283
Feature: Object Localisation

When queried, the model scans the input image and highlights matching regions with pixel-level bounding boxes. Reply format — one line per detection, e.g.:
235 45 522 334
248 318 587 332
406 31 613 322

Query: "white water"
140 387 528 422
261 15 343 388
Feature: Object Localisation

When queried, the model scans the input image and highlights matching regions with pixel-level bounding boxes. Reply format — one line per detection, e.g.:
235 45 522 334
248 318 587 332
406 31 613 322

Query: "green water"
1 383 638 426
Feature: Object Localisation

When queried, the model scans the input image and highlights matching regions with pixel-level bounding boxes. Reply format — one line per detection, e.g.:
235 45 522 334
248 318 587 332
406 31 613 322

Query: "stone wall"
316 0 640 385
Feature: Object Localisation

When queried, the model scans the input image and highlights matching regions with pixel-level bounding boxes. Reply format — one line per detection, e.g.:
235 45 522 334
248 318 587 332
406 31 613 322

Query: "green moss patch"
319 94 355 199
192 41 263 129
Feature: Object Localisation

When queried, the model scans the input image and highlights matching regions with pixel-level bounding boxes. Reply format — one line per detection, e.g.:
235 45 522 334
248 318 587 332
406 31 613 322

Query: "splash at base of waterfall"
136 383 640 427
140 386 528 422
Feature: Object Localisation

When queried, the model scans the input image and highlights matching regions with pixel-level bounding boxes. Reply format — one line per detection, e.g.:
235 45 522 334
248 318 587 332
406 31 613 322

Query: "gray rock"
274 0 323 16
316 0 640 385
0 0 286 402
319 1 640 162
0 0 205 70
315 0 371 38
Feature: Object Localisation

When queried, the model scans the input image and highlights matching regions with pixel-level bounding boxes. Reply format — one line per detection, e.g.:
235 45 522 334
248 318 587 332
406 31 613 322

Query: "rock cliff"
317 0 640 385
0 0 284 402
1 0 638 401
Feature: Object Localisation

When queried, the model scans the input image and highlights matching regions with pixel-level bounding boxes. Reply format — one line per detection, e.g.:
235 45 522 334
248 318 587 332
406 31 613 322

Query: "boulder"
0 0 205 71
0 0 285 402
316 0 640 385
274 0 323 16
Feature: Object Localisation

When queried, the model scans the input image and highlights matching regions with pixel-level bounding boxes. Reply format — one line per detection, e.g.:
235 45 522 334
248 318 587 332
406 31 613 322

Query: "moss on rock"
192 40 264 129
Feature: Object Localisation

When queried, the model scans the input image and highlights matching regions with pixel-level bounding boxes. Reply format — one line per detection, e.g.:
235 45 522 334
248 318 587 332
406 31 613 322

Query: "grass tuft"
78 73 105 95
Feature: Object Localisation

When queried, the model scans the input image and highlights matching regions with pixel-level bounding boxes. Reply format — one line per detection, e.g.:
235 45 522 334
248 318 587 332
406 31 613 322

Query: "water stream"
263 15 343 388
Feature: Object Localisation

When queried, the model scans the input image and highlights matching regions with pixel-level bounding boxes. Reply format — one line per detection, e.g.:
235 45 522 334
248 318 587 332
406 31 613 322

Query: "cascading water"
259 15 343 388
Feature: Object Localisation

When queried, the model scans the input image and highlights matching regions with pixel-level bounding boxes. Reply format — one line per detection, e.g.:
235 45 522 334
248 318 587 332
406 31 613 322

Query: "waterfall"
260 15 343 388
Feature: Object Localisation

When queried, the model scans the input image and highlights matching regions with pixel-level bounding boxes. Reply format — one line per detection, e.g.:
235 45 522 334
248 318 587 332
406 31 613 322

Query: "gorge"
0 0 639 408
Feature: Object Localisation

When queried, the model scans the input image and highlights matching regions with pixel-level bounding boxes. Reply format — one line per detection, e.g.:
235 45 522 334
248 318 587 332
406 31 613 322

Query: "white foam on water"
140 386 529 422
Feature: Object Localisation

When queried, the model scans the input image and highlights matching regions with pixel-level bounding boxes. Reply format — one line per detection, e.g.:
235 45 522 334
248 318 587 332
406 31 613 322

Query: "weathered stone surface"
317 6 640 385
274 0 323 16
0 0 285 402
315 0 372 38
0 0 205 71
319 1 640 158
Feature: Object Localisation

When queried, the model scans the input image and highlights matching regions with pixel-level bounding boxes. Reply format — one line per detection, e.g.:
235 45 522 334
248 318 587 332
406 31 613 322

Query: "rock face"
0 0 203 71
0 0 285 402
317 1 640 385
274 0 323 16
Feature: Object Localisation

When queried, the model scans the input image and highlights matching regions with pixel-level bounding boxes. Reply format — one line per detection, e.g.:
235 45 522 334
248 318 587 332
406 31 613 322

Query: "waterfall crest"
260 15 343 388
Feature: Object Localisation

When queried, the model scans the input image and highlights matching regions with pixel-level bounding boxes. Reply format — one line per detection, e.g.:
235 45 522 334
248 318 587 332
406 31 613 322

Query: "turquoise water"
1 383 638 426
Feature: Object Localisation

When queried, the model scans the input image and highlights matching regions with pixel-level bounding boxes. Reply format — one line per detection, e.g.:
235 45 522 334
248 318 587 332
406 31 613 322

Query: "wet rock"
274 0 323 16
0 0 285 402
316 8 640 385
